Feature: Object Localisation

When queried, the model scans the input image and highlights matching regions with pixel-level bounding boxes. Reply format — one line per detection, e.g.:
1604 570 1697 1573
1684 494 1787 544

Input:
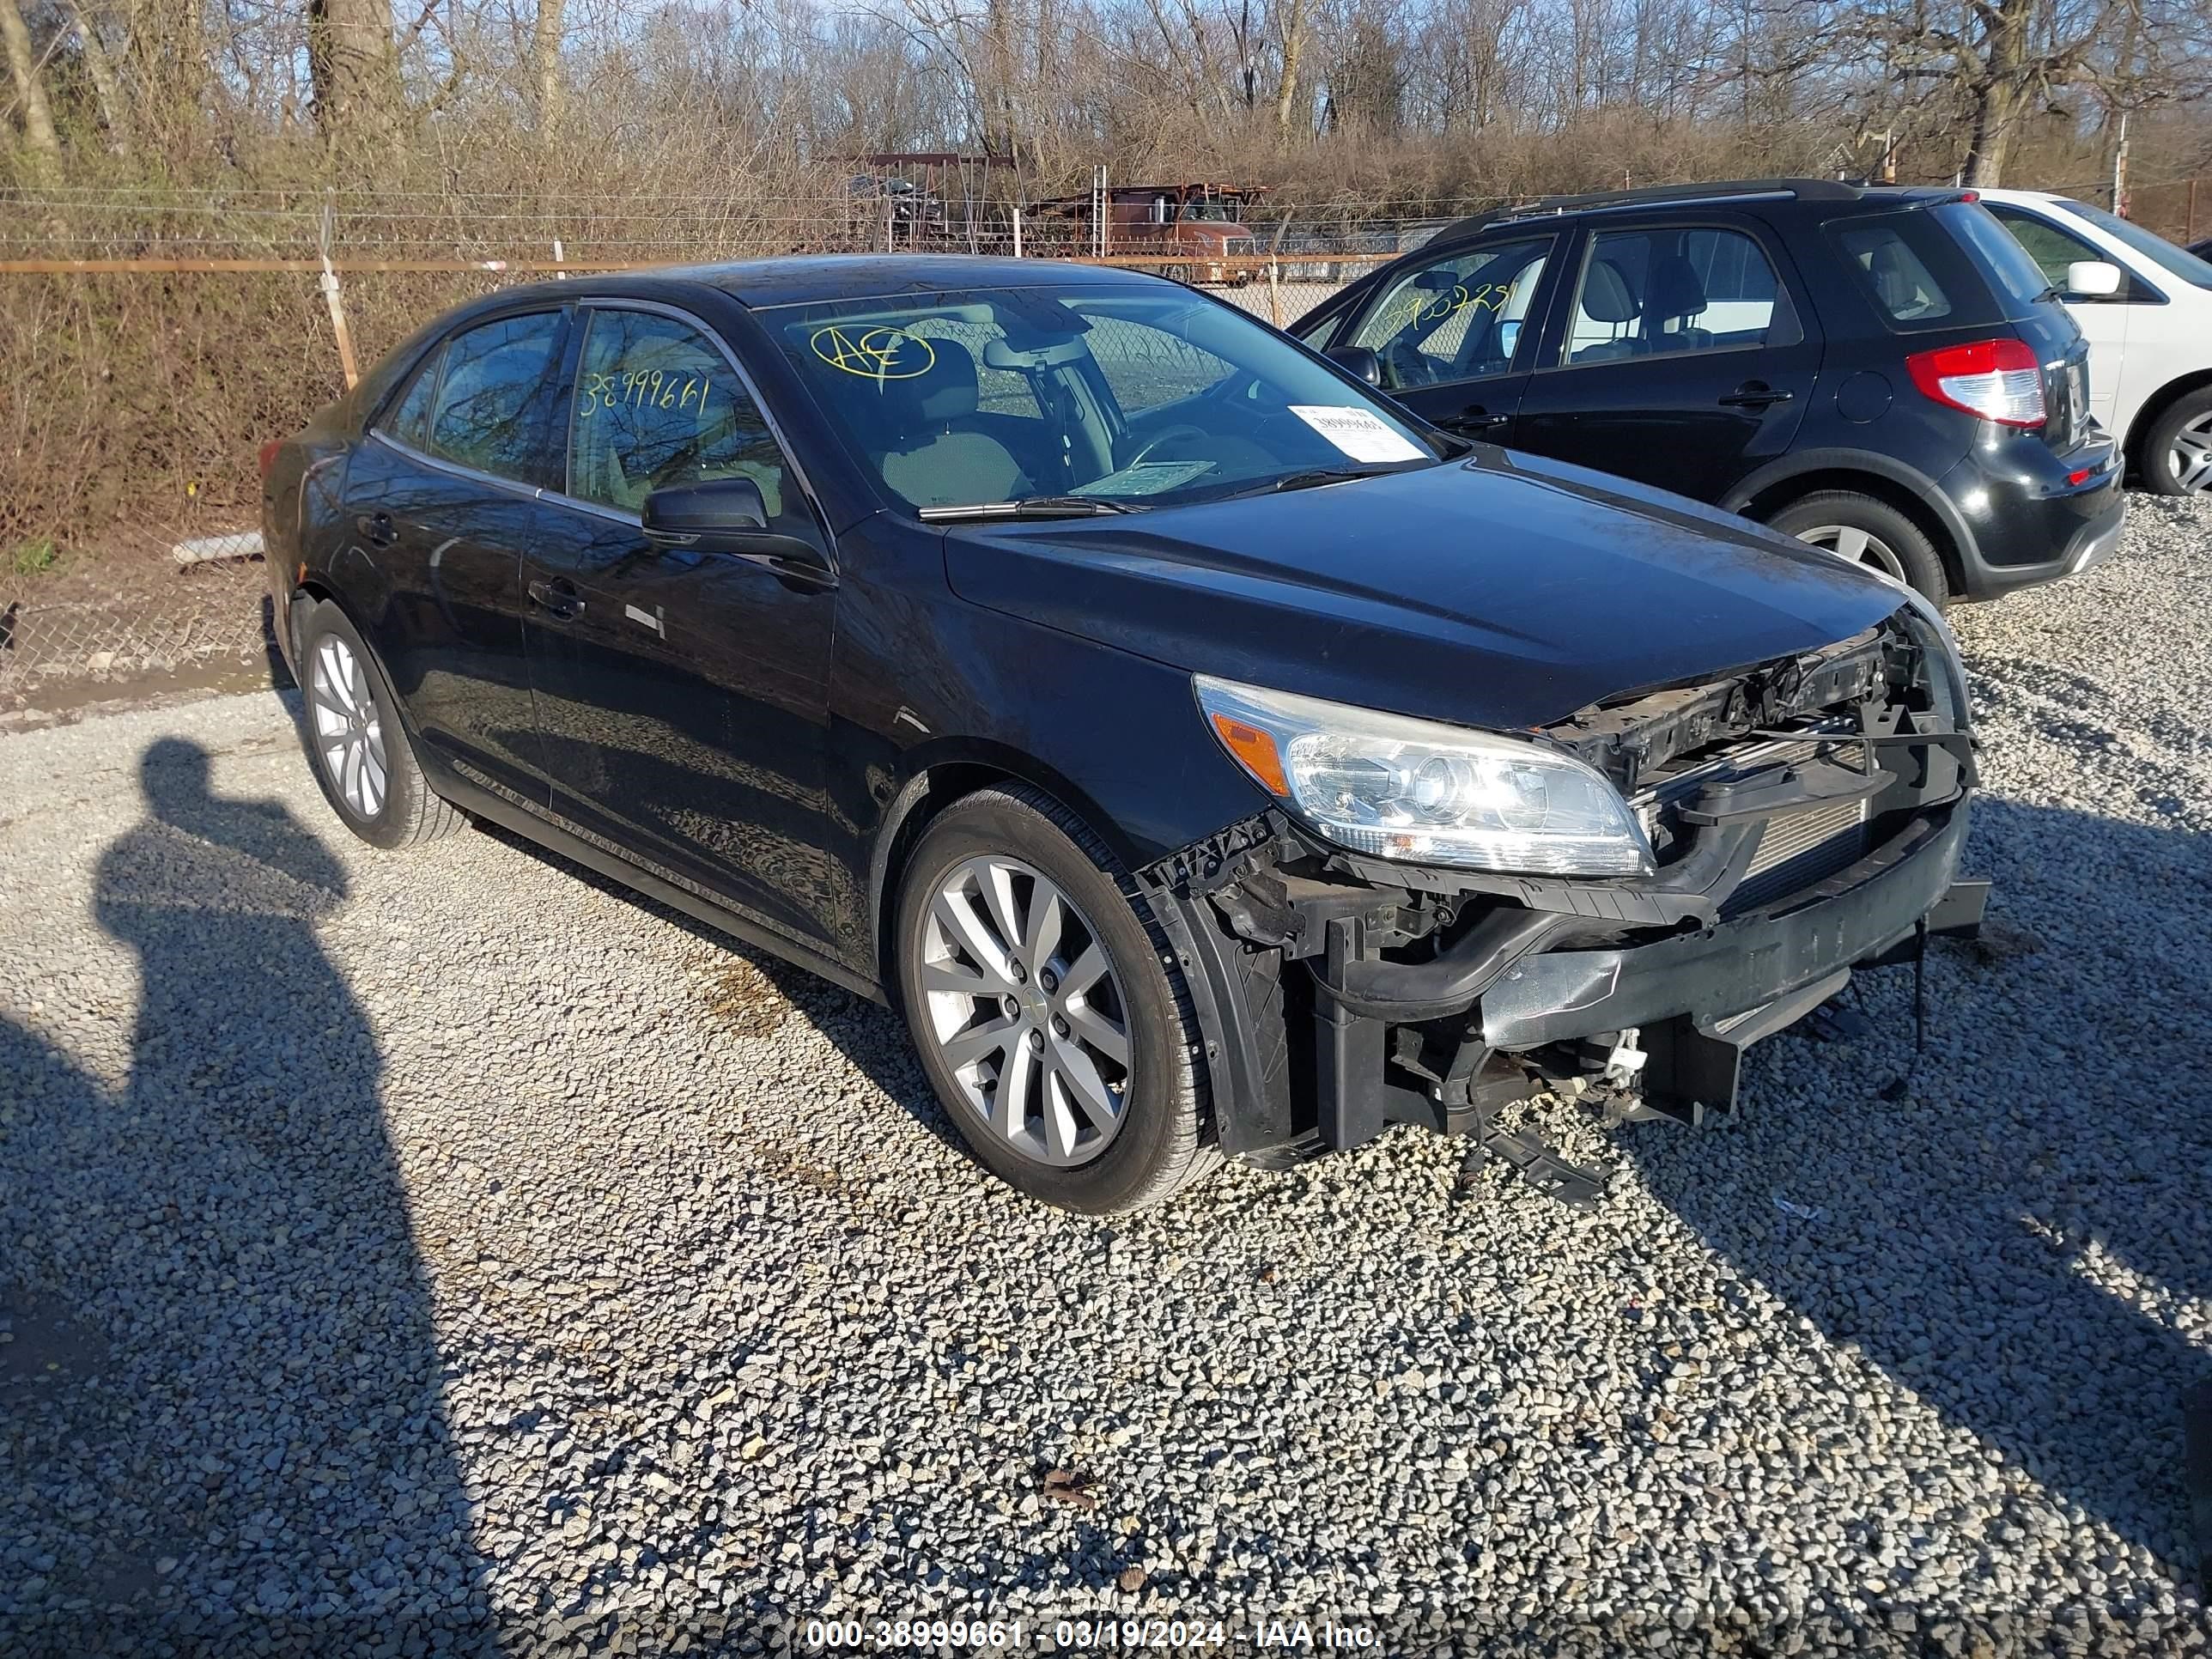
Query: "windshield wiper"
917 495 1137 521
1237 466 1395 497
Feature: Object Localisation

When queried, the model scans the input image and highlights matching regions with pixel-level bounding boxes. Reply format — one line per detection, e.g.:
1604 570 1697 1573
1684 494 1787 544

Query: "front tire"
1765 489 1951 606
892 785 1220 1212
2140 387 2212 495
296 599 464 849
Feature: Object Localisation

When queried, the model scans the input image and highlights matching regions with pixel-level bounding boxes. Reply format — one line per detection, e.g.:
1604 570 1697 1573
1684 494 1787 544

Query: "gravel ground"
3 496 2210 1658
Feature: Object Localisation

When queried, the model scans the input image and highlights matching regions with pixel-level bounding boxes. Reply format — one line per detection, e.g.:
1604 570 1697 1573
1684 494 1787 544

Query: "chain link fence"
1 528 273 694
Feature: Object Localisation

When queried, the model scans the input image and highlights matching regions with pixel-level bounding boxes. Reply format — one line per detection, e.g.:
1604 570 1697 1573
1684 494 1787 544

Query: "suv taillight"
1905 337 2045 428
258 440 283 478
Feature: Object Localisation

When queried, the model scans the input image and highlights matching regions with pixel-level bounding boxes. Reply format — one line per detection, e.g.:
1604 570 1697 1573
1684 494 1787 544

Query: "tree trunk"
1274 0 1308 137
307 0 404 146
1961 0 2039 187
1962 76 2027 185
532 0 566 134
125 0 204 141
69 0 129 152
2 0 60 161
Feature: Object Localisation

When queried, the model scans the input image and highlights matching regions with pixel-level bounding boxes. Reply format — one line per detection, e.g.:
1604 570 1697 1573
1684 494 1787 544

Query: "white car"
1978 187 2212 495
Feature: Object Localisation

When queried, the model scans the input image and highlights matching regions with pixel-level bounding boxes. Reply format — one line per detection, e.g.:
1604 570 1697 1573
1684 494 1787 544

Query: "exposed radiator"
1731 793 1871 912
1635 734 1874 914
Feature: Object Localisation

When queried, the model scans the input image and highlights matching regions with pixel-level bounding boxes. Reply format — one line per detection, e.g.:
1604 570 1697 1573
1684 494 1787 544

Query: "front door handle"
1719 382 1794 410
526 578 586 619
1443 408 1511 434
355 511 398 547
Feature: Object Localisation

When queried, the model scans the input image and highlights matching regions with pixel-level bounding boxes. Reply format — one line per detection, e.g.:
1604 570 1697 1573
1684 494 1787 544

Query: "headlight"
1194 675 1655 877
1897 598 1972 730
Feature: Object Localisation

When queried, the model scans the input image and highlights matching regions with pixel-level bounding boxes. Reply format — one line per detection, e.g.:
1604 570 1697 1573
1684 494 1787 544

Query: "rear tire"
295 600 465 850
892 784 1220 1212
1764 489 1951 606
2139 387 2212 495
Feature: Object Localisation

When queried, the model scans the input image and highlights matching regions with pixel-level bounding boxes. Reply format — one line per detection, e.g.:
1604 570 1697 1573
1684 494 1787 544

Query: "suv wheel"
2141 388 2212 495
892 784 1220 1212
297 600 465 849
1765 490 1950 605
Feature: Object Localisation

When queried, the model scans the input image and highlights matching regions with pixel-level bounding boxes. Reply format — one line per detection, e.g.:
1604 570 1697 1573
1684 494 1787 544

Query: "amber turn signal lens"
1210 712 1291 796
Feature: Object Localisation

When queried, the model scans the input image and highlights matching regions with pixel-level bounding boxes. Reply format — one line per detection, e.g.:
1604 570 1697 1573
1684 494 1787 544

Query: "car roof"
383 256 1193 369
666 253 1162 307
1425 178 1971 246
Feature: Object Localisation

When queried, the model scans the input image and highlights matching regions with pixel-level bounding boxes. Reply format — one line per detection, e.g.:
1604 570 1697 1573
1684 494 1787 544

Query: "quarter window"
1833 222 1955 325
1348 238 1552 390
426 311 565 483
567 309 797 524
380 353 441 449
1561 227 1790 365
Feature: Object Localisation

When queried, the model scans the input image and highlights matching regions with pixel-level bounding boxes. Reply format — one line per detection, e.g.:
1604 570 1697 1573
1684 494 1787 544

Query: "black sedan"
263 255 1984 1212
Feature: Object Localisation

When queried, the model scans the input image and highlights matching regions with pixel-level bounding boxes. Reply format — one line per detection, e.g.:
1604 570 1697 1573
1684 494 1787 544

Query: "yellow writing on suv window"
1382 279 1518 337
579 369 712 419
809 325 938 380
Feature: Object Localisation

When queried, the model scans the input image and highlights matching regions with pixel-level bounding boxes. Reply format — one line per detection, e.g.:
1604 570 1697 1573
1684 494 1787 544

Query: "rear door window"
566 307 801 526
426 311 566 484
1558 225 1795 365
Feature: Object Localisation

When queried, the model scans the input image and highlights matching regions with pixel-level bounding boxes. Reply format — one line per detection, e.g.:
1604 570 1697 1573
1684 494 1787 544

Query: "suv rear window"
1935 201 2054 307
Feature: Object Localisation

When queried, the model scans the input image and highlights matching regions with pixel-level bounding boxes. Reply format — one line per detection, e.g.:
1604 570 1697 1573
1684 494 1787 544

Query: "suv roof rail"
1430 177 1954 243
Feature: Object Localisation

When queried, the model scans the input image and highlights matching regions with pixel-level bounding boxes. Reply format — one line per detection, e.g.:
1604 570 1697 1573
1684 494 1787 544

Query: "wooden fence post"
318 200 359 391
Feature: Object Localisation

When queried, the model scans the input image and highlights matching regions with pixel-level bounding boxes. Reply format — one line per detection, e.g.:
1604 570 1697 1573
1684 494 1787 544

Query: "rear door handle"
1719 382 1794 410
526 578 585 619
355 511 398 547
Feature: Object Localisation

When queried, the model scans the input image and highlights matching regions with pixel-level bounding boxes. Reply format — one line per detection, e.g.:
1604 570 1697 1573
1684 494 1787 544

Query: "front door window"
1346 238 1553 391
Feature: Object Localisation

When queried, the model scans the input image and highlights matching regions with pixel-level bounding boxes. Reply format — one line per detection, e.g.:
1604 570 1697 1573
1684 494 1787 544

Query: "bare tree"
2 0 58 162
1273 0 1311 136
533 0 565 133
307 0 404 144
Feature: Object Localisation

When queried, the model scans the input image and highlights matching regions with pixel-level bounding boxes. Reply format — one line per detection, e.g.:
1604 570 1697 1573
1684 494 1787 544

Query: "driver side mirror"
641 477 836 588
2065 259 2124 300
1324 344 1383 386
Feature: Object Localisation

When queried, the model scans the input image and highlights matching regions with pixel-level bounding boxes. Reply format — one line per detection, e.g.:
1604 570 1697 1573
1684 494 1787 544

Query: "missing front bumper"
1153 798 1984 1166
1480 801 1976 1050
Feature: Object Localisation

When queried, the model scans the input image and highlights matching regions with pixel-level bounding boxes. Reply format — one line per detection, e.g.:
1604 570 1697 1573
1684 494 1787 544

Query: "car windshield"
2059 199 2212 291
1181 201 1239 222
764 283 1443 513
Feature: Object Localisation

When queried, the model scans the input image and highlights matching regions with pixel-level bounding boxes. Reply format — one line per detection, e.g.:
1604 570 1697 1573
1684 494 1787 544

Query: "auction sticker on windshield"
1288 405 1425 464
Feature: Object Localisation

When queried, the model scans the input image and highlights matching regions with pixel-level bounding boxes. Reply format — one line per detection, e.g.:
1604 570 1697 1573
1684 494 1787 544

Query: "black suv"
1294 180 2126 604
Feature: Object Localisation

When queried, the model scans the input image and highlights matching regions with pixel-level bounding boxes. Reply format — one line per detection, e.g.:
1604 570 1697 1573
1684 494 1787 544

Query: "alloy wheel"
1793 523 1909 582
310 635 388 819
917 854 1134 1168
2170 411 2212 494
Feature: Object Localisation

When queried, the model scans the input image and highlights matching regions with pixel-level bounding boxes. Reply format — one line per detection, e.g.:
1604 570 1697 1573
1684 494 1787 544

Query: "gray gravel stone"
2 498 2210 1656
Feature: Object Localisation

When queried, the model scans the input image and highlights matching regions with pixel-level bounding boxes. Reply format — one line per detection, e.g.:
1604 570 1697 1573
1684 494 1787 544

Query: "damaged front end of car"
1139 599 1988 1196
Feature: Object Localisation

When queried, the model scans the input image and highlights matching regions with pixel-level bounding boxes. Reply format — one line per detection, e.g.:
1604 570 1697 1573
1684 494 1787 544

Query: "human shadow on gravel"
0 738 497 1653
1618 795 2212 1592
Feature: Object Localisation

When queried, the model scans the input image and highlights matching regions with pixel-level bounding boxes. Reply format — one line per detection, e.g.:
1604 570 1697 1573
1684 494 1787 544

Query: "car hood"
942 451 1908 732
